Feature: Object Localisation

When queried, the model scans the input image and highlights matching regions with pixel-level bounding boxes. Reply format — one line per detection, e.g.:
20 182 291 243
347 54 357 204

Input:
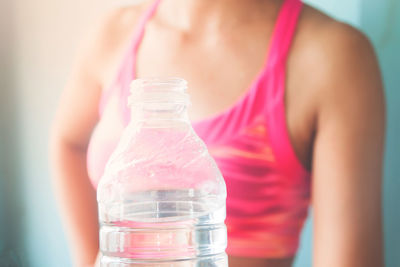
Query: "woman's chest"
135 23 272 122
87 87 275 187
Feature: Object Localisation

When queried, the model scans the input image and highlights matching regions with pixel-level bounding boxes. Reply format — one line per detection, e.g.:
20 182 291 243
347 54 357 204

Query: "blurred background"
0 0 399 266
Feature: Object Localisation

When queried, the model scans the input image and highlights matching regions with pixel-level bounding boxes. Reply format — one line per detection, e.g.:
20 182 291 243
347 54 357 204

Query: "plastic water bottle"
97 78 228 266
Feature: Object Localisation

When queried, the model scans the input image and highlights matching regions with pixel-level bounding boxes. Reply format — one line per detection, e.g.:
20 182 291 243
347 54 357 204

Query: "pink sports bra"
87 0 311 258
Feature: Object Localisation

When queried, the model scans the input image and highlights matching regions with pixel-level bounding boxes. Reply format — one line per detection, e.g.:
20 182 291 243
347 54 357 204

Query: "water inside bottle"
99 189 228 266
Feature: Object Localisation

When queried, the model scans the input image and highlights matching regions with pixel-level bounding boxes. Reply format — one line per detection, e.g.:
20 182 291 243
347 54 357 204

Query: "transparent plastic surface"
97 78 228 266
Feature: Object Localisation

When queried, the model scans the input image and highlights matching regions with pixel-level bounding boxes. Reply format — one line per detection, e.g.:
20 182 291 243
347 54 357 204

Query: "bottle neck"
128 78 191 129
130 102 191 128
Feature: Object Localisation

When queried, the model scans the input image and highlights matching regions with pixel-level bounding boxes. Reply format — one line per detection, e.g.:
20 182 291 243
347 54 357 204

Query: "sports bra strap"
119 0 162 123
131 0 162 54
99 0 162 117
265 0 303 70
263 0 306 178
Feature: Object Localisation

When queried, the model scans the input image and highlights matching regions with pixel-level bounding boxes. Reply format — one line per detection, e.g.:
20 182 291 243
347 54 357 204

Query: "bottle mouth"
128 78 190 106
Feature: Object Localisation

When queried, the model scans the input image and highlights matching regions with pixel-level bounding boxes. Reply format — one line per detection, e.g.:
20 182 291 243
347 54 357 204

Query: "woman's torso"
87 1 319 266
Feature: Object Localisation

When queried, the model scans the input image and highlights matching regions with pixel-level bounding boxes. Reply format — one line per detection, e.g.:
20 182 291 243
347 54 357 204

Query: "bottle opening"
129 78 190 106
128 78 191 125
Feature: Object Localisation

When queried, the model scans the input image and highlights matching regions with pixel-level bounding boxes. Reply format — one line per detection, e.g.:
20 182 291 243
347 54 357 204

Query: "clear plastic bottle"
97 78 228 266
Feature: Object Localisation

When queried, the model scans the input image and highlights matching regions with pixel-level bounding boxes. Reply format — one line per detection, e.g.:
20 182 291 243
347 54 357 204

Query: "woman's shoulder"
96 1 152 40
285 3 382 138
298 4 374 62
291 3 380 101
75 1 153 85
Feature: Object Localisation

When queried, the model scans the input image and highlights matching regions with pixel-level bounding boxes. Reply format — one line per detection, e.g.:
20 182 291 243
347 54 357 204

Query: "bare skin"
50 0 385 266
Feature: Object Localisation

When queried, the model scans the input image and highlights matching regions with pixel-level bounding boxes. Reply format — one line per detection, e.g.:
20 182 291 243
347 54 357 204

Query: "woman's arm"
312 24 385 267
50 36 103 266
49 8 141 266
50 65 101 266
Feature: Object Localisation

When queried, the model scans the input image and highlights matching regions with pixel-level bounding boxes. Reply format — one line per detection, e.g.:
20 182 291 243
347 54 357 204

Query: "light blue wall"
305 0 361 26
0 0 399 266
0 0 25 265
